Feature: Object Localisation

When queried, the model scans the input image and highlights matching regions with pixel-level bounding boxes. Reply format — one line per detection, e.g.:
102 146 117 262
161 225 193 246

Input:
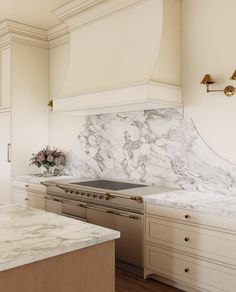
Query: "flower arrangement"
30 146 66 175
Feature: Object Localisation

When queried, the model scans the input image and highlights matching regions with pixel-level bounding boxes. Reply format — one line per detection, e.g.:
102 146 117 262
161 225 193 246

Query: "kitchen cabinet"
144 204 236 292
0 21 49 202
0 204 118 292
0 112 11 203
12 179 46 210
0 47 11 108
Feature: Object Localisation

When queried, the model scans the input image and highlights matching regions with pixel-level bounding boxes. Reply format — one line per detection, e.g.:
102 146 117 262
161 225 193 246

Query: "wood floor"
116 268 182 292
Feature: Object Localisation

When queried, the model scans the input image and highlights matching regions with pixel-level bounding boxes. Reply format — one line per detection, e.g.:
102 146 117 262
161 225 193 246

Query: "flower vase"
40 165 55 177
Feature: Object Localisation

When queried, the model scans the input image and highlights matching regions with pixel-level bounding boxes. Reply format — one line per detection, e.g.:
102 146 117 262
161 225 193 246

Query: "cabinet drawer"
145 204 236 232
12 189 27 206
13 180 46 193
145 244 236 292
28 192 45 210
146 216 236 266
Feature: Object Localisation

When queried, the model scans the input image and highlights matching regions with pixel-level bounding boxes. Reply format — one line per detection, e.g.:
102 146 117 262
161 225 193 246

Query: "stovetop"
71 180 147 191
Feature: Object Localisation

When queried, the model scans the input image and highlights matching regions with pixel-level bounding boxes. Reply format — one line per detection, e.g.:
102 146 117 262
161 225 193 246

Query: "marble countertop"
0 204 120 272
143 190 236 218
13 174 73 184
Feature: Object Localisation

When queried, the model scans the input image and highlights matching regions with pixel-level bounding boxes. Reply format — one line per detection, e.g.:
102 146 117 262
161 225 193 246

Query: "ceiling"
0 0 72 29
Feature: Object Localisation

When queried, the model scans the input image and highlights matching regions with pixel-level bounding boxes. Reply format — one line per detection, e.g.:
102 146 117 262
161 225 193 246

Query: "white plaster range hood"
53 0 182 115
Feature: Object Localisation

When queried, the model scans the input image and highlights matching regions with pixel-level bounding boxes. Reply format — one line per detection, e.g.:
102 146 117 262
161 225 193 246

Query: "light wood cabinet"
12 179 46 210
144 204 236 292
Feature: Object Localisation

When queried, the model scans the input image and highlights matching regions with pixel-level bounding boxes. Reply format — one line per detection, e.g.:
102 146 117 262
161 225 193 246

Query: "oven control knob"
86 193 90 197
75 192 79 195
80 192 84 196
93 194 97 198
99 195 103 200
70 191 74 194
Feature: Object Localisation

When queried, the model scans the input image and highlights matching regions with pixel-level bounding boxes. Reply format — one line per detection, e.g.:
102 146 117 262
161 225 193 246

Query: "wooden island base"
0 241 115 292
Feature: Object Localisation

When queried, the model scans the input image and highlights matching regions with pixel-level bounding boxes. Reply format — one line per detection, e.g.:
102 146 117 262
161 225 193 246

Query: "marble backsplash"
65 107 236 196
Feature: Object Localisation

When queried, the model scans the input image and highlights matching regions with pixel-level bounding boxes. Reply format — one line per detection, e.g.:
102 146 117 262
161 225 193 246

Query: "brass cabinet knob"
184 268 189 273
184 237 190 242
185 214 190 219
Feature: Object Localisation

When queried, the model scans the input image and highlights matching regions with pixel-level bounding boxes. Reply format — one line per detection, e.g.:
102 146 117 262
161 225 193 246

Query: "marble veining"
65 107 236 196
144 191 236 218
0 205 119 272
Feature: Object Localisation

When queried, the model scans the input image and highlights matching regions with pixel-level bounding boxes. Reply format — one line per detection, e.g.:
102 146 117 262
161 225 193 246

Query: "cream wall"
182 0 236 164
49 42 85 151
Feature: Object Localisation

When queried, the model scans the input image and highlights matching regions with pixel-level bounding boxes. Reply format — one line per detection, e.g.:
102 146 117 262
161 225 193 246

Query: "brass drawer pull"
184 237 190 242
116 212 139 220
185 214 190 219
25 198 29 201
25 184 29 187
7 143 11 163
184 268 189 273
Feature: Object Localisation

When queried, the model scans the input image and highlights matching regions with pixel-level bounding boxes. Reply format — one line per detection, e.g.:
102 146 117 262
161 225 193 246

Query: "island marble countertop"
143 190 236 218
0 204 120 272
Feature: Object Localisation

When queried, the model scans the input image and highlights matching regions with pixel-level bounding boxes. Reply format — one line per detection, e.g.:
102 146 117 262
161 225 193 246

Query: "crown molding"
0 19 70 49
54 0 105 21
54 0 147 30
0 19 48 49
0 19 47 41
47 23 69 48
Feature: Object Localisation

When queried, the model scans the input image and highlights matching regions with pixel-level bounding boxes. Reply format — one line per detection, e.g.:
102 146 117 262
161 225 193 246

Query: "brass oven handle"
86 205 113 214
116 212 139 220
7 143 11 163
55 184 143 203
62 213 87 222
45 196 63 203
62 199 87 208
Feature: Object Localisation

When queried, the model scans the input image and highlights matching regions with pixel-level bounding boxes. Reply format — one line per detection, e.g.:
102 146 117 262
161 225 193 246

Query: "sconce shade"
230 70 236 80
200 74 214 84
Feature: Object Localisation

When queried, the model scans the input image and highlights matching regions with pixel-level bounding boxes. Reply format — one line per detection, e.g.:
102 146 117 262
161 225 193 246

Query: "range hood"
53 0 182 115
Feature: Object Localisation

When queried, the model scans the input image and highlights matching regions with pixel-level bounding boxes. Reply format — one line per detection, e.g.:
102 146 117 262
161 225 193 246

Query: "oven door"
115 211 143 268
45 196 87 222
62 199 87 222
45 196 62 215
87 205 115 229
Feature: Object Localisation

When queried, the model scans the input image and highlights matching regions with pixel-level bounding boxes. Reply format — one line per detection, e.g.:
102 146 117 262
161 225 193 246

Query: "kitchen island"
0 204 120 292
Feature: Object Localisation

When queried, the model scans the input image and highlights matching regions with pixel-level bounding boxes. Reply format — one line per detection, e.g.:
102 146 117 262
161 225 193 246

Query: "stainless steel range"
42 177 173 268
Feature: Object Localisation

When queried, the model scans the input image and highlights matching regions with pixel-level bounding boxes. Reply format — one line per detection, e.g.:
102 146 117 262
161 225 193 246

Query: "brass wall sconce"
200 70 236 97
